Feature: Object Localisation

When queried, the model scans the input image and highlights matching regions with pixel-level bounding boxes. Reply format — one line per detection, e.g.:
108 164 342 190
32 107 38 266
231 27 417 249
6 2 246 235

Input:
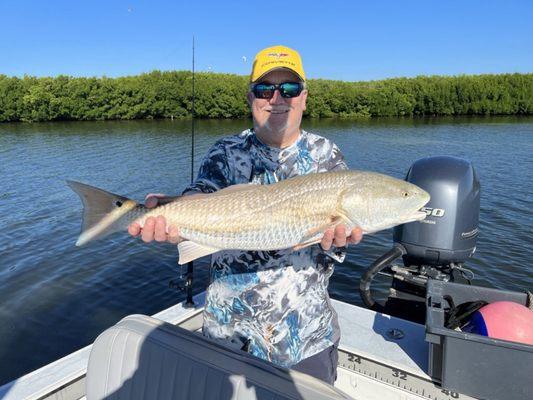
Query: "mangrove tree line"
0 71 531 122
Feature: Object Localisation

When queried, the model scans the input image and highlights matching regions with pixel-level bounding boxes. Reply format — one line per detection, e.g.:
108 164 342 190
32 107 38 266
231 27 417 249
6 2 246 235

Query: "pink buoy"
463 301 533 345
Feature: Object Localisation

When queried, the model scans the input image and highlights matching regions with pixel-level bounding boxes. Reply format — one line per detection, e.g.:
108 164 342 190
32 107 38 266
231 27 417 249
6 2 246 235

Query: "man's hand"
127 194 182 244
320 225 363 251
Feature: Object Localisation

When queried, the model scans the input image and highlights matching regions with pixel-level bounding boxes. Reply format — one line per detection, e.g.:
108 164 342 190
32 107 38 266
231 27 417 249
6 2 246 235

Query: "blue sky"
1 0 531 81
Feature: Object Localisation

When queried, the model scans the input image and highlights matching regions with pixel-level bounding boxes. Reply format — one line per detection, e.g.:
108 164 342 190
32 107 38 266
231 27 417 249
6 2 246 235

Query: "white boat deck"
335 299 428 378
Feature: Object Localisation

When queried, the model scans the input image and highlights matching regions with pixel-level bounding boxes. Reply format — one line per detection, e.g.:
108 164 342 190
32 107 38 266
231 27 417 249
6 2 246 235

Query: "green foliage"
0 72 531 122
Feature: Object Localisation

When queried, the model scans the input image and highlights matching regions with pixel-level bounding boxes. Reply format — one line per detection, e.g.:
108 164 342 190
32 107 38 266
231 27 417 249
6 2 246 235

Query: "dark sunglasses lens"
254 84 275 99
279 82 302 98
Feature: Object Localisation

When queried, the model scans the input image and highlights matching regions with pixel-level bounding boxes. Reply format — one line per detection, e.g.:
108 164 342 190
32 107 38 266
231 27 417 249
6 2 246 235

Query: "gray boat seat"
86 314 352 400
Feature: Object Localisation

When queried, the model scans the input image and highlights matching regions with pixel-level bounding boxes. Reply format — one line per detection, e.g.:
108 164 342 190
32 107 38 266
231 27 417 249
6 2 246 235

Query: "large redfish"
68 171 430 264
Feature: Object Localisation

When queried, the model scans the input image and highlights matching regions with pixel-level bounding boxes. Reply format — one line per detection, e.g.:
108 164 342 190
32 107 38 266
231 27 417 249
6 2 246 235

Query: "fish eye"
115 201 123 207
402 191 410 198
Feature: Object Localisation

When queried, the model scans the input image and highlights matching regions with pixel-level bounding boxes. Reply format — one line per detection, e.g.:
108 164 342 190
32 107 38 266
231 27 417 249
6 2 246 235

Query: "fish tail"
67 180 141 246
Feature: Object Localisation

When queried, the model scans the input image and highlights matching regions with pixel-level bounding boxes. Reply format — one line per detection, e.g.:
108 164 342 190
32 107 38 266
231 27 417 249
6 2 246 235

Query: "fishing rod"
184 36 196 308
168 37 196 306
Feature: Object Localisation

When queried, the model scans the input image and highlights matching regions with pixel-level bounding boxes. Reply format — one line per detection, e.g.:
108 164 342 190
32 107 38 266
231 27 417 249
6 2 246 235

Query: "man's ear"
301 89 308 111
247 91 254 106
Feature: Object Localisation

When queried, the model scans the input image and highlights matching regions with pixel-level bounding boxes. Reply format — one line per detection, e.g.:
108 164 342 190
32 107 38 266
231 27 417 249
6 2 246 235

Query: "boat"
1 156 530 400
0 291 475 400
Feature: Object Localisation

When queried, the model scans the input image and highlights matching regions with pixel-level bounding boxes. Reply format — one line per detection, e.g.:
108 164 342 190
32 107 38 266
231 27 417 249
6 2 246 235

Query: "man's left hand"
320 225 363 251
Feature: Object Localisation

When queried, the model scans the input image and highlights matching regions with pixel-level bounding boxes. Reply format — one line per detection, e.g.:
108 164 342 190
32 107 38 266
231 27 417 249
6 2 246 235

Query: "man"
128 45 363 385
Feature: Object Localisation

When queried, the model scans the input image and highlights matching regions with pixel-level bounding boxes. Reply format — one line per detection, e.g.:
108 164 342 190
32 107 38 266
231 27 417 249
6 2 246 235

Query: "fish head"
341 173 430 233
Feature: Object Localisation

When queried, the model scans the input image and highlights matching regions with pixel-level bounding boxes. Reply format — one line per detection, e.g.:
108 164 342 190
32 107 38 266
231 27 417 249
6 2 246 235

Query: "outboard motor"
359 156 481 323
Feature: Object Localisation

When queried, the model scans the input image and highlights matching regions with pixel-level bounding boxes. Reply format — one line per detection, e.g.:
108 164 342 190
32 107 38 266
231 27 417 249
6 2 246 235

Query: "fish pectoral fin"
304 216 344 238
293 216 345 251
292 238 323 251
178 241 220 265
334 210 355 226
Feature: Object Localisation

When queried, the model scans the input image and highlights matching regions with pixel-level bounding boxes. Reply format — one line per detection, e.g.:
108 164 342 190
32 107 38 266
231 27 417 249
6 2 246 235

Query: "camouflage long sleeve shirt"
183 128 347 367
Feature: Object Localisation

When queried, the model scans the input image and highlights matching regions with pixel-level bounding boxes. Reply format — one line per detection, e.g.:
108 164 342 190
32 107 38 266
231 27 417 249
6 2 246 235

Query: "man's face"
248 69 308 141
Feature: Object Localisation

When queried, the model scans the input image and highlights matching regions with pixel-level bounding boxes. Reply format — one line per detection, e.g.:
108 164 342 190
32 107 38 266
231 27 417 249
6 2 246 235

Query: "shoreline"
2 114 533 126
1 72 532 123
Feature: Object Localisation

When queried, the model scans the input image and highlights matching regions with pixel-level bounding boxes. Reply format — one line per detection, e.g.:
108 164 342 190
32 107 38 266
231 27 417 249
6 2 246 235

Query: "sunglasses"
251 82 304 99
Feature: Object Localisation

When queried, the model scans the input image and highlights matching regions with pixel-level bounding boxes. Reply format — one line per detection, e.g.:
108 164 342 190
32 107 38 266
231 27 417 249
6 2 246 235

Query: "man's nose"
269 89 285 104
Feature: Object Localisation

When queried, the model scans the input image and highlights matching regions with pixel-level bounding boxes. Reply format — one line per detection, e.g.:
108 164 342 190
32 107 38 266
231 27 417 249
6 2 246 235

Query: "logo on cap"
267 52 289 59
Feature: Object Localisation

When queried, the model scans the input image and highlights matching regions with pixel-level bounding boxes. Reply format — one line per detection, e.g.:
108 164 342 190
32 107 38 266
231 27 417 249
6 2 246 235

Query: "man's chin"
268 115 295 130
264 122 289 134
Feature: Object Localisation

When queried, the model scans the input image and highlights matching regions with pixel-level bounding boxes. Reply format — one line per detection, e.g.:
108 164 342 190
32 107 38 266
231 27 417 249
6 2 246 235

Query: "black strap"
526 290 533 311
444 295 488 330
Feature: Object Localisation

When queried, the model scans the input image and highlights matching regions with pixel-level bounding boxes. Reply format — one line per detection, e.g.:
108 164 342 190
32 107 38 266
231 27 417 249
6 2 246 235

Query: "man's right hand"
128 194 182 244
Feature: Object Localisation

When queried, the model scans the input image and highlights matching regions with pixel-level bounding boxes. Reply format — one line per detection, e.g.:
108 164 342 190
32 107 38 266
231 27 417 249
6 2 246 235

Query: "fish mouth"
413 210 427 221
404 210 427 224
408 190 430 223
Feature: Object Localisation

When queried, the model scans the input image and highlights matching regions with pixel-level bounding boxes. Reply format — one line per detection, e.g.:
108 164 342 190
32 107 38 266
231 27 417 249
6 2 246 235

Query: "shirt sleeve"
327 143 348 171
181 140 232 195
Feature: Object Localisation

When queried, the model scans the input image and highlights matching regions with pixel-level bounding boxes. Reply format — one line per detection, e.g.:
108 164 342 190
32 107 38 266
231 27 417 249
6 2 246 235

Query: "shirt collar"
250 129 306 162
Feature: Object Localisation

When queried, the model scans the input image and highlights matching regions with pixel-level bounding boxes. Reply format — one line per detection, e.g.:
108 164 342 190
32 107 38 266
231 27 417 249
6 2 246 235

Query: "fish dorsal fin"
211 183 257 196
177 241 220 264
180 184 258 201
178 192 210 201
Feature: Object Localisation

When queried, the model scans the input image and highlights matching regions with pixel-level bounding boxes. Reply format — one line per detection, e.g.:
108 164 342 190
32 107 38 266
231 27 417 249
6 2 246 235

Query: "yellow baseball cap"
250 45 306 83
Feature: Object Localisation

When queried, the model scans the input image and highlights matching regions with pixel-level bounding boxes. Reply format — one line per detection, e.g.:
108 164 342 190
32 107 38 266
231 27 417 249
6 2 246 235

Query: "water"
0 117 532 385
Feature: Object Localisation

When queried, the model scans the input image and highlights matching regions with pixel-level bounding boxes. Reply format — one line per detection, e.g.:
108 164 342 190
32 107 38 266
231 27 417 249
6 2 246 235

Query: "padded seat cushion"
86 314 352 400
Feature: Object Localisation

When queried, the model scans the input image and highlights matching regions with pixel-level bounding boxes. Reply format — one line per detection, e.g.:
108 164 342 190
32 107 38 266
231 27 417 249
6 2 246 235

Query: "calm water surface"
0 117 532 385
